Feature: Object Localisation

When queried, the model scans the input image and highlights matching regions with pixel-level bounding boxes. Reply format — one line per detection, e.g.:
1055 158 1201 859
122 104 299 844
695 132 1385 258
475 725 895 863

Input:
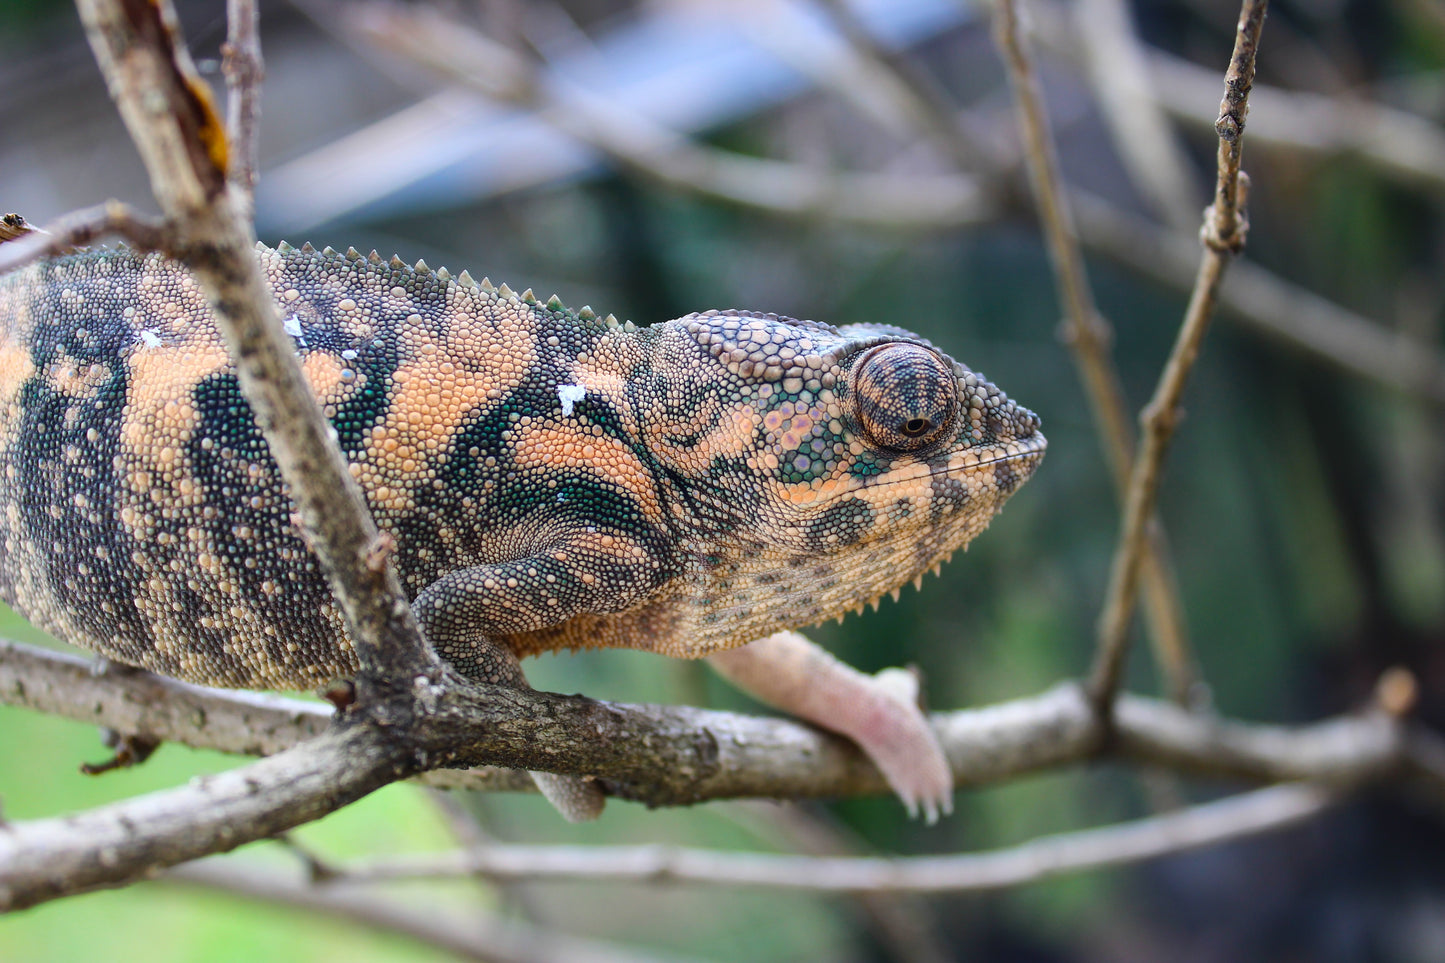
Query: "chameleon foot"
709 631 954 822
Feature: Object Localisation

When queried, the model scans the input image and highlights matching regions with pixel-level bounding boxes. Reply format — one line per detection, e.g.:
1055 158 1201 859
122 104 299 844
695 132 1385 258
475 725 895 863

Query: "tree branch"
166 861 700 963
7 638 1444 807
0 723 408 911
222 0 264 221
991 0 1200 708
273 784 1333 893
1089 0 1269 712
0 201 168 275
76 0 435 691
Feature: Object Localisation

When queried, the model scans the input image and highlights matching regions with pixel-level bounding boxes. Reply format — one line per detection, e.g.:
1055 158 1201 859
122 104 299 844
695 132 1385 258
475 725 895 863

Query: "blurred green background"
1 0 1443 960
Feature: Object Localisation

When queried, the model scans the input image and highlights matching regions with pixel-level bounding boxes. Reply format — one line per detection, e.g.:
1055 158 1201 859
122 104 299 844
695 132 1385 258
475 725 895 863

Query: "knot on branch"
1213 110 1243 143
1201 202 1250 255
1140 399 1183 436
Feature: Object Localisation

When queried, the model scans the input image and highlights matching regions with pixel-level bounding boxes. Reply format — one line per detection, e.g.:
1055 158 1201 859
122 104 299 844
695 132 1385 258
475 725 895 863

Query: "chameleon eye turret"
850 342 957 453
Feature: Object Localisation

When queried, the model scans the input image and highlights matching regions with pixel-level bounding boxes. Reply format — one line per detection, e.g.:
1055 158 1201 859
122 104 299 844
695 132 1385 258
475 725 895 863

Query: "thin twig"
722 802 955 963
0 213 39 244
222 0 264 220
0 201 168 274
1089 0 1270 713
166 861 701 963
306 784 1334 893
990 0 1201 706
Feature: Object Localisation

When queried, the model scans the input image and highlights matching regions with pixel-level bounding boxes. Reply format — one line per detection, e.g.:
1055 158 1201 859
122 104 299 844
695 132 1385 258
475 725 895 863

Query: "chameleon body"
0 241 1044 816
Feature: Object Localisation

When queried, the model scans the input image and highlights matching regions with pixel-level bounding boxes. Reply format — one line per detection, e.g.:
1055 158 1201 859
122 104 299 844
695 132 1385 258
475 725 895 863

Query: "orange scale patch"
353 299 534 514
513 424 662 522
119 340 231 503
301 351 360 408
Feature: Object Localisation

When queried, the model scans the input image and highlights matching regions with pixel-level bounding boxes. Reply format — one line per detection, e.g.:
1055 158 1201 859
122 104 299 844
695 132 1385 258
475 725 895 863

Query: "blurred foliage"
1 0 1444 960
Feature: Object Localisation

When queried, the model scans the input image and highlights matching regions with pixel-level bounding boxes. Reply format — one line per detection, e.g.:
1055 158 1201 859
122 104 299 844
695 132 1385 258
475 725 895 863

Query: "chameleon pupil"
903 418 931 436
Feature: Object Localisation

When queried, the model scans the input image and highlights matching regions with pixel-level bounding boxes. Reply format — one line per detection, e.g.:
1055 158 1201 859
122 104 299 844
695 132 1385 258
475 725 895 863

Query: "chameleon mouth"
873 429 1048 491
928 432 1048 477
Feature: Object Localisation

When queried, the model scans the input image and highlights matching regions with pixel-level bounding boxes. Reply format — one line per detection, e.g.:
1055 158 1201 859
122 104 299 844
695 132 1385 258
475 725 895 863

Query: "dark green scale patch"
6 270 149 644
438 400 655 531
805 497 874 551
188 373 333 609
328 331 401 453
848 451 888 479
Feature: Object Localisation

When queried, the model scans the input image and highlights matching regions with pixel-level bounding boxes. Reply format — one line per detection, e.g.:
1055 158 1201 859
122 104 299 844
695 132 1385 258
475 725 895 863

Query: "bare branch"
289 784 1333 893
8 638 1443 807
1089 0 1269 712
0 724 408 911
0 639 327 757
0 201 168 275
74 0 435 686
722 802 954 963
223 0 264 220
166 861 699 963
990 0 1200 706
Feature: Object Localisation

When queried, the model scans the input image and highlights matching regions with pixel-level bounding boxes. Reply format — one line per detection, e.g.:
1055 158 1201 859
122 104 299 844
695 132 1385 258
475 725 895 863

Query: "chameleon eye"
852 343 957 453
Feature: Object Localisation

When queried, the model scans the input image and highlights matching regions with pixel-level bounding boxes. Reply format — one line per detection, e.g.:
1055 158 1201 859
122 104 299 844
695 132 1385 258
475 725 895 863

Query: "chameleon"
0 240 1045 821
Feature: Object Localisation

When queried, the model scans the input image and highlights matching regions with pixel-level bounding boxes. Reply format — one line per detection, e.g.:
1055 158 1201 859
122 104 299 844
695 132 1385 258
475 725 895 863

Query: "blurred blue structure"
256 0 971 232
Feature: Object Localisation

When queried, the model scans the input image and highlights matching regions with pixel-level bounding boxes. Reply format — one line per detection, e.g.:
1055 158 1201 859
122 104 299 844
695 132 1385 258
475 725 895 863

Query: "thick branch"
6 640 1442 807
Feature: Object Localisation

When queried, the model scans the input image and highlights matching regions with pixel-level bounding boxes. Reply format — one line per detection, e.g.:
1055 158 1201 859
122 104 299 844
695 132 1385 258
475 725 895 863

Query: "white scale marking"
556 383 586 417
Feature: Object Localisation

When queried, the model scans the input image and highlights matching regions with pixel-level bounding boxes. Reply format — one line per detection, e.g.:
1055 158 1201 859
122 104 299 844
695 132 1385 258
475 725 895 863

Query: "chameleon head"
640 311 1046 649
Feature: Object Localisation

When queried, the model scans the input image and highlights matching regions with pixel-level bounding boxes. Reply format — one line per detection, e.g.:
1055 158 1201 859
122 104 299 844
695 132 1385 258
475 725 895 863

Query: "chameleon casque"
0 241 1044 820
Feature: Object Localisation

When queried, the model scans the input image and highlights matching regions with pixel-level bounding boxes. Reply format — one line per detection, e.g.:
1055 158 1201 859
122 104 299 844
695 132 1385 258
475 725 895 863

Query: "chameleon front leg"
708 630 954 823
412 565 611 822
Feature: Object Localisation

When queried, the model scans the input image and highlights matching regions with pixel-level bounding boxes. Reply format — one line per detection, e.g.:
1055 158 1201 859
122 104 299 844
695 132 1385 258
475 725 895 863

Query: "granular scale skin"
0 241 1044 814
